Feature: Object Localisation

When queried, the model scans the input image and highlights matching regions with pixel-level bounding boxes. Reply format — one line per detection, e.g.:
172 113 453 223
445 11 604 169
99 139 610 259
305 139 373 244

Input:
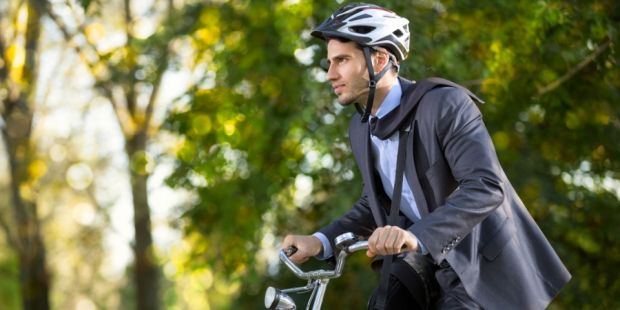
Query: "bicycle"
264 232 368 310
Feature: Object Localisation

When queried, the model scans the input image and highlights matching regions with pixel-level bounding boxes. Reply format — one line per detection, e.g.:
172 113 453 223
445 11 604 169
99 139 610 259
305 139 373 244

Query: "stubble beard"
336 88 368 107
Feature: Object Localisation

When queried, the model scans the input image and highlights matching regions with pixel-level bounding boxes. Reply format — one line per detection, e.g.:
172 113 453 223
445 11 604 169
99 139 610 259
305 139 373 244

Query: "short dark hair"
326 36 365 51
325 36 399 72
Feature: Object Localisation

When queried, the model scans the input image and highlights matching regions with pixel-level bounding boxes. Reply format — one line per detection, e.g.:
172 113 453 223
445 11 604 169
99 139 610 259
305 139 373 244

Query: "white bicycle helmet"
311 3 410 62
312 3 411 122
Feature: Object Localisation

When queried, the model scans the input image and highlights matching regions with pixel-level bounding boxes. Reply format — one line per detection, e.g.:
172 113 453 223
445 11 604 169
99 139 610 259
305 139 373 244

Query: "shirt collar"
373 81 402 119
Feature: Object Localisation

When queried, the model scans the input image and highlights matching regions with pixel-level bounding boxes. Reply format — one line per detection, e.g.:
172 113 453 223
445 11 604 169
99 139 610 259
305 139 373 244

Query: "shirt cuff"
312 232 333 260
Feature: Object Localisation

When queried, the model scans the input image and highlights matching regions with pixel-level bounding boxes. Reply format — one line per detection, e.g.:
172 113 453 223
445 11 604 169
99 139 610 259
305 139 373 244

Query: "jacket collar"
370 77 417 139
370 77 484 140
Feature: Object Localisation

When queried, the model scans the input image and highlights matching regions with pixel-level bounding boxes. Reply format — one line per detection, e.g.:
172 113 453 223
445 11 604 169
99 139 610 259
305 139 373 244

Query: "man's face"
325 39 370 106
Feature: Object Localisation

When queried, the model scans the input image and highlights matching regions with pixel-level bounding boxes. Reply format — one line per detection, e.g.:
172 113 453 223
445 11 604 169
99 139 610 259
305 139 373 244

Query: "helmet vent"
349 13 372 22
350 26 375 34
393 29 404 37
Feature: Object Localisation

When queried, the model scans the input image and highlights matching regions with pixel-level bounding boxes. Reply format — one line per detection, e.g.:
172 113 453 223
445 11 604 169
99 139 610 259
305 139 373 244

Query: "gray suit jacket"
319 77 571 309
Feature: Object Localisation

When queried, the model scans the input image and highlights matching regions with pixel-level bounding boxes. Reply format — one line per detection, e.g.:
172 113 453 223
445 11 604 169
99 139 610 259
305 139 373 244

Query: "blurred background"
0 0 618 309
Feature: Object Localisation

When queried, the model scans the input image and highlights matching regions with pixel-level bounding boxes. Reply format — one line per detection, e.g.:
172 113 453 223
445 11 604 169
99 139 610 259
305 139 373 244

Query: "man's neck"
370 75 399 116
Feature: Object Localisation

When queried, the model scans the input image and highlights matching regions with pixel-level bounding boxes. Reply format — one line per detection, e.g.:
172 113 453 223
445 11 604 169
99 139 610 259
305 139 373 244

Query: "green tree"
39 0 200 308
0 1 51 308
165 0 619 309
162 0 374 308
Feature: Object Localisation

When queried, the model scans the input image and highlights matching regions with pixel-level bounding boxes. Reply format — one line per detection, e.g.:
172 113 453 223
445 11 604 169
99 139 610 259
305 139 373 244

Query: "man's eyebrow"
326 54 351 62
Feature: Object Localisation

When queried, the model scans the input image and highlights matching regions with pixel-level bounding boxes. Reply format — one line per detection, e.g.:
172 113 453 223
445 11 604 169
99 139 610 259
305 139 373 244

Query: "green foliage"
165 0 325 300
0 246 20 310
78 0 94 12
164 0 619 308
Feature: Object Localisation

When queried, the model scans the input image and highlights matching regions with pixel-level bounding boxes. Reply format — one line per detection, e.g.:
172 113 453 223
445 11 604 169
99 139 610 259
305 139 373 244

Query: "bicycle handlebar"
279 237 368 280
266 233 369 309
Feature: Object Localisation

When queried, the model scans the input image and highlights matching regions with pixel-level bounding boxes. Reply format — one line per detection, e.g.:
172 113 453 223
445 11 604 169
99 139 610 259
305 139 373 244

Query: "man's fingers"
366 249 375 258
377 226 400 255
369 226 417 256
289 252 308 265
281 235 295 250
402 237 415 252
376 225 393 254
368 230 379 255
280 234 325 265
386 228 403 253
285 245 307 264
369 226 387 255
394 229 407 253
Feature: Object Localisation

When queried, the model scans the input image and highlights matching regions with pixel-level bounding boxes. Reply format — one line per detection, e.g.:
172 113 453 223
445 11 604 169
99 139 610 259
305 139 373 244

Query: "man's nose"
326 63 338 81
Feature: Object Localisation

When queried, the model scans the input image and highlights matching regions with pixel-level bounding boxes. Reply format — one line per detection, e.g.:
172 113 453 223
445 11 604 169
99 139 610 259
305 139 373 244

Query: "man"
282 3 571 309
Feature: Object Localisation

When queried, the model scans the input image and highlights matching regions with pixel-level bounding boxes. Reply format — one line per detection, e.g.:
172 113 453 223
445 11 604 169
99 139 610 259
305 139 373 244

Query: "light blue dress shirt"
313 81 426 259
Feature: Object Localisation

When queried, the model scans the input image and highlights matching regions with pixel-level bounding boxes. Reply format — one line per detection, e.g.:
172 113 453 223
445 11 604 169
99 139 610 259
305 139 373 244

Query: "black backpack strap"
373 84 426 309
374 120 410 310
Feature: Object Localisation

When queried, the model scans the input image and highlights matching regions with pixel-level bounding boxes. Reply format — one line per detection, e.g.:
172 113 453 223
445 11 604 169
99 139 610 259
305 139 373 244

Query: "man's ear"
373 52 390 73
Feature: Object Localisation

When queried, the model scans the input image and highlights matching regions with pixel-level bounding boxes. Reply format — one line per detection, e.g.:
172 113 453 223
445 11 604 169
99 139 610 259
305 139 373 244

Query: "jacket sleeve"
318 184 377 253
409 87 505 263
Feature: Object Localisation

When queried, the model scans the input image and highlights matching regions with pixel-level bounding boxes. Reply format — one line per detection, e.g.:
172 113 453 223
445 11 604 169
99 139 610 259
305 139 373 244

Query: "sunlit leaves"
130 151 154 176
84 22 105 45
273 0 314 55
164 1 334 307
5 43 25 83
194 8 221 47
27 159 47 183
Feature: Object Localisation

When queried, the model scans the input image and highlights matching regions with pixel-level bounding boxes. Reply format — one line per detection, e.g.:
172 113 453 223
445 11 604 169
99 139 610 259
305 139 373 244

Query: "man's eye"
336 57 347 65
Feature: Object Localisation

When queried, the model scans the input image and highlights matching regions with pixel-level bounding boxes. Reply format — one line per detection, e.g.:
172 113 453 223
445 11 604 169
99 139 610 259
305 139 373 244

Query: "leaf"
79 0 94 12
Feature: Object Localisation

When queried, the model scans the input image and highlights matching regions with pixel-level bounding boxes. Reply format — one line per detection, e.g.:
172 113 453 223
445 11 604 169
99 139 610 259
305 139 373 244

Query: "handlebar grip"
284 246 298 257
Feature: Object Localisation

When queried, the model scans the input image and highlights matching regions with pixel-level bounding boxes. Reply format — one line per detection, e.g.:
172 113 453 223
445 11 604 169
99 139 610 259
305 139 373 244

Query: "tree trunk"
126 130 159 310
2 113 50 310
0 1 50 309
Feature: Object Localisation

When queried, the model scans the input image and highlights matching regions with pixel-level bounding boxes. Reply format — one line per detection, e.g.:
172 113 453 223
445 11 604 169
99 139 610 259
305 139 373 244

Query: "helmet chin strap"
360 46 393 123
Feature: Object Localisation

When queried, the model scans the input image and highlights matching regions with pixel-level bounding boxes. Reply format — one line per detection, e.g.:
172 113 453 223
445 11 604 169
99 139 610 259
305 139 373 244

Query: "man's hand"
281 235 323 265
367 225 419 257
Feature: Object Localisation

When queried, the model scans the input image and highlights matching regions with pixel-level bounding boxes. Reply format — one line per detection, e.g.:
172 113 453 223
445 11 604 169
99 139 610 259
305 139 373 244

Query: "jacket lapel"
390 77 428 216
